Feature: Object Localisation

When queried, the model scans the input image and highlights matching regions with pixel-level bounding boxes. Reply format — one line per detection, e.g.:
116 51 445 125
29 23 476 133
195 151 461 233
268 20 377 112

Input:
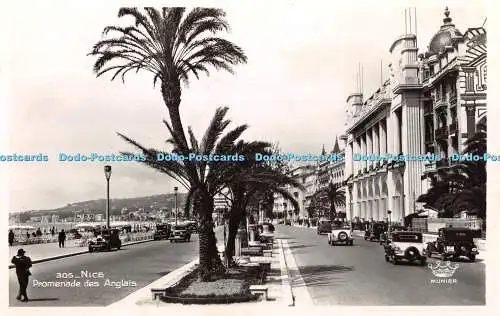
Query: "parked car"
88 229 122 252
153 224 171 240
426 227 479 261
328 220 354 246
317 218 332 235
364 222 388 241
384 231 426 265
169 224 191 242
69 228 82 239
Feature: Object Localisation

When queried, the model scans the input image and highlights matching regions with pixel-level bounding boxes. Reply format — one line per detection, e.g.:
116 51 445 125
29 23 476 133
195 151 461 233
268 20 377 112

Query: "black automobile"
384 231 427 266
169 224 191 242
317 218 332 235
153 224 172 240
426 227 479 261
364 222 388 241
88 229 122 252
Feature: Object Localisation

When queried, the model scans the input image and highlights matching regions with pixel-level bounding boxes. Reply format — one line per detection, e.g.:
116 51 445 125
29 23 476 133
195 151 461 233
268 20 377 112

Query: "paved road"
9 235 199 306
278 225 485 305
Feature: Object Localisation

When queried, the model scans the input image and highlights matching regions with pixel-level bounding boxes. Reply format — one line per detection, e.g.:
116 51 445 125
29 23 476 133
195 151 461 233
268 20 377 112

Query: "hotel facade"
341 8 487 224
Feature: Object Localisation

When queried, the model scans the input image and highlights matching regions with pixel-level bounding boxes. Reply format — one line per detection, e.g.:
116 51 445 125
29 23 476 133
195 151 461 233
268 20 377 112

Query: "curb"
8 238 155 269
278 239 295 306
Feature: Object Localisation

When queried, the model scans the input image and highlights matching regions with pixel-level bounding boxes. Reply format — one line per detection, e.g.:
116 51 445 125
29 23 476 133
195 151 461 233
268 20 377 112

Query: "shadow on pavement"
157 271 172 276
24 298 60 302
287 244 314 250
289 265 353 287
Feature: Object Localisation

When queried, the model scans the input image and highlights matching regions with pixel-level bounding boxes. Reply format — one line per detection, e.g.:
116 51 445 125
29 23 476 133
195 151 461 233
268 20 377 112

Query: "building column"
379 119 387 155
367 128 373 169
354 139 360 175
373 125 379 156
362 134 367 170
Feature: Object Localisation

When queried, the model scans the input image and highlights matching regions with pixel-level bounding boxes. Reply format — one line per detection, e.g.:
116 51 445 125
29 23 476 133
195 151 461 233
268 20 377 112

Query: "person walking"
11 248 32 302
9 230 15 247
58 229 66 248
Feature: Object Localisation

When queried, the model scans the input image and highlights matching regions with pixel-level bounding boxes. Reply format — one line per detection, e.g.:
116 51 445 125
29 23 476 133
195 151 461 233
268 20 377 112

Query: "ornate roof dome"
428 7 463 56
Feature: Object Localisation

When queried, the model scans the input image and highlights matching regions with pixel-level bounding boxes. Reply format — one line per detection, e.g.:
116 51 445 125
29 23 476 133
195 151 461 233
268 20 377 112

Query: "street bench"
241 247 263 256
263 249 273 257
151 288 166 300
249 285 268 300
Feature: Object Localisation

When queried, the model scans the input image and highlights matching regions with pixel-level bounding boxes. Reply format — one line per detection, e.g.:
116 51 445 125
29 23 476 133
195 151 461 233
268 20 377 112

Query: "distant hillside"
12 193 187 221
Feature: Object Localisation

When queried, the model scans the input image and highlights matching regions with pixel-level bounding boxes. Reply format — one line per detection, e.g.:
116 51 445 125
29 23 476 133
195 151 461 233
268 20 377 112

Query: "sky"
0 0 490 212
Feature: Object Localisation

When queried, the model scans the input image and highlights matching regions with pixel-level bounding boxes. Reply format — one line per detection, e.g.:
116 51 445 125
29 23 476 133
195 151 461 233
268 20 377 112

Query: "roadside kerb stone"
8 238 155 269
278 239 295 307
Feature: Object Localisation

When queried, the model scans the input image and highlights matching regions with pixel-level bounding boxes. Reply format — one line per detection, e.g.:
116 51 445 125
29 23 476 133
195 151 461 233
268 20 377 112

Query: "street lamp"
387 210 392 231
283 202 287 223
104 165 112 229
174 186 178 226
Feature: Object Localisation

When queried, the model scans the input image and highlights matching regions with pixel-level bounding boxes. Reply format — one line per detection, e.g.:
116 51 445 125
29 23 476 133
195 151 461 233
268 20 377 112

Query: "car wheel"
392 256 399 265
350 240 354 246
88 247 93 252
469 254 476 262
420 258 427 266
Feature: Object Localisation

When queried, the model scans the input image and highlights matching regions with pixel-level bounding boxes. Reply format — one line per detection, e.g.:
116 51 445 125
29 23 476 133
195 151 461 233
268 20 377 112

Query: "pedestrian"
9 230 15 247
26 232 30 240
58 229 66 248
11 248 32 302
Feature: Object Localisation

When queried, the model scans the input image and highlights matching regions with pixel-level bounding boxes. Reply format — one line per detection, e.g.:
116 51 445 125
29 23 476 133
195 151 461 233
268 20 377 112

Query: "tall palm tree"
119 107 252 280
312 182 346 220
89 9 247 279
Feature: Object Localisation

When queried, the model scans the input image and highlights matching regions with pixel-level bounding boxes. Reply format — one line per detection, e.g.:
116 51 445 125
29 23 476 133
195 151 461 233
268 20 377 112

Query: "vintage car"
317 218 332 235
384 231 426 265
327 220 354 246
88 229 122 252
153 224 172 240
364 222 388 241
426 227 479 261
169 224 191 242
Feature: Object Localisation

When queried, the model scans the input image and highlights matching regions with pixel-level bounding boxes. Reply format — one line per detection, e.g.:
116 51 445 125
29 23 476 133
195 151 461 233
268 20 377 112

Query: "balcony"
435 127 448 141
434 98 449 110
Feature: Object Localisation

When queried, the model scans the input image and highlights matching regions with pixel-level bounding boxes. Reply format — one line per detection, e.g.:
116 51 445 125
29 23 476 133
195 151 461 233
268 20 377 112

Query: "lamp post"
283 202 287 223
174 186 178 226
104 165 112 229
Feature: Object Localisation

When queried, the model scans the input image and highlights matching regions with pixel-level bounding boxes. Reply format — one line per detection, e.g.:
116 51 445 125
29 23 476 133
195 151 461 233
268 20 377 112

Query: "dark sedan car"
169 224 191 242
88 229 122 252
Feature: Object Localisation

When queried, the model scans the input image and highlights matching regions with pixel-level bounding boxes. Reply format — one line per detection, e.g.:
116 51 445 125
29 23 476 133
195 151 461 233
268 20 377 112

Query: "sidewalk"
8 236 155 268
111 232 291 308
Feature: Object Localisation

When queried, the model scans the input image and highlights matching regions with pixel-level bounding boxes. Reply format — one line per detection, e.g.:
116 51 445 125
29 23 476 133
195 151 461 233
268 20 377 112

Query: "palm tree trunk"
161 80 188 149
194 192 224 281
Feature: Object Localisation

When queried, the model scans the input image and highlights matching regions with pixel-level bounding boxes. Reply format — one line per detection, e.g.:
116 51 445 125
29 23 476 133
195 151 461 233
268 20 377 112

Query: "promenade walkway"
8 232 155 267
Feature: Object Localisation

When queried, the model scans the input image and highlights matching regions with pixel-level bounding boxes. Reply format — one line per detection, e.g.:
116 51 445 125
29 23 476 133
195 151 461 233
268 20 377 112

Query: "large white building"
342 8 487 224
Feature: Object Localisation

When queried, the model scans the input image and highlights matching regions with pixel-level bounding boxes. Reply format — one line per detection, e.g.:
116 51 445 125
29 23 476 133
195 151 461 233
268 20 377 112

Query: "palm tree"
119 107 252 280
312 182 346 220
89 9 247 279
